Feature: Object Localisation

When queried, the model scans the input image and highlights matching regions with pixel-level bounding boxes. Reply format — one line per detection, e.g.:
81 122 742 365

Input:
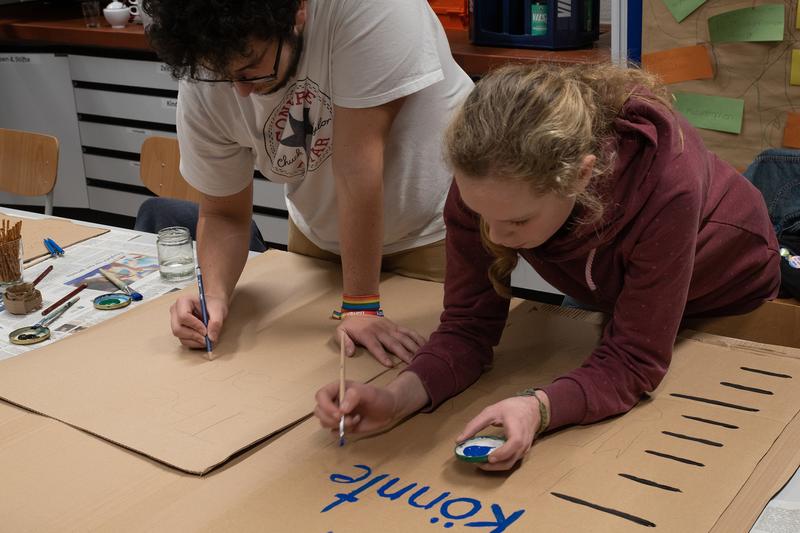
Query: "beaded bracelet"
516 387 550 436
331 294 384 320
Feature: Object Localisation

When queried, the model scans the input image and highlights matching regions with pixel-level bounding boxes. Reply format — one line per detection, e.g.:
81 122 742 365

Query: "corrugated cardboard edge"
527 301 800 532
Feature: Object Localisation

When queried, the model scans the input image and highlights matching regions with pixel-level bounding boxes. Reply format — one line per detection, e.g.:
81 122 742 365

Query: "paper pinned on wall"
661 0 706 23
641 45 714 84
674 92 745 134
784 112 800 148
791 50 800 85
708 4 785 43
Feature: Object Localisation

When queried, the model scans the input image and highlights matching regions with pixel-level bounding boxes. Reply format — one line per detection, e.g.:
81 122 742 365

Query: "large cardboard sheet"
0 250 444 474
642 0 800 169
0 212 109 263
0 302 798 531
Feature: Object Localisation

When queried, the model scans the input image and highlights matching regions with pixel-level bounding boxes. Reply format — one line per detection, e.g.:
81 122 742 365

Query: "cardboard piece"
661 0 706 23
0 212 109 263
1 302 799 532
0 251 445 474
784 112 800 148
643 0 800 169
674 92 745 134
685 298 800 349
708 4 785 43
641 44 714 85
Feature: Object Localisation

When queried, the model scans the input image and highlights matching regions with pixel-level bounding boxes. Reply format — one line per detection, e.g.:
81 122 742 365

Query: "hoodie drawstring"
585 248 597 291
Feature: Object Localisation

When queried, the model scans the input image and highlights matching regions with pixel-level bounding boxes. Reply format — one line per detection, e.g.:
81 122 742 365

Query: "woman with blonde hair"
314 63 780 470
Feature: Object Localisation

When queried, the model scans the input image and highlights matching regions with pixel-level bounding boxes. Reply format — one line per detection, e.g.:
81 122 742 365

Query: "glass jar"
0 238 23 289
156 227 195 281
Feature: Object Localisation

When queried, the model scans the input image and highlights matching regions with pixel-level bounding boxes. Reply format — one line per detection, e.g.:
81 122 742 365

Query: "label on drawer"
130 161 141 168
157 63 173 75
162 98 178 109
128 128 151 135
0 55 42 65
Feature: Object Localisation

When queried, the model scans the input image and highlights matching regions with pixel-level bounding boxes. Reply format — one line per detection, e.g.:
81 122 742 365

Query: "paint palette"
454 435 506 463
93 293 132 310
9 325 51 345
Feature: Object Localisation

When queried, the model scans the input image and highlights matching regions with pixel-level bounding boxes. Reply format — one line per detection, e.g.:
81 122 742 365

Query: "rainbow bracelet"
331 294 384 320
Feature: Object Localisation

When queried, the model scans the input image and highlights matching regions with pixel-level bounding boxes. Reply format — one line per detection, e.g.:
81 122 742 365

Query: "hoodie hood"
527 89 684 262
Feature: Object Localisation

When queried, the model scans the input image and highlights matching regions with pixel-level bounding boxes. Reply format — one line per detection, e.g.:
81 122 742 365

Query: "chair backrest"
0 128 59 214
139 136 204 203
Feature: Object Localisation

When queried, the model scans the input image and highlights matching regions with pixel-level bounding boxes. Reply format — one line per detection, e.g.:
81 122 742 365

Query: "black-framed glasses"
192 38 284 84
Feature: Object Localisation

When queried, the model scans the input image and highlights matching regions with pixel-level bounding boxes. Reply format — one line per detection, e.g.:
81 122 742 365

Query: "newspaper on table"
0 228 194 360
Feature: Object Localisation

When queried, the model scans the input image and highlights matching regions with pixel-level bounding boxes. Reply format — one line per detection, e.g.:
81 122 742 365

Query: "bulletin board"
642 0 800 170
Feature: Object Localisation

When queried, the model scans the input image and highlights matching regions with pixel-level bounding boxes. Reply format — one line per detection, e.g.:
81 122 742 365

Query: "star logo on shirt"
280 106 314 149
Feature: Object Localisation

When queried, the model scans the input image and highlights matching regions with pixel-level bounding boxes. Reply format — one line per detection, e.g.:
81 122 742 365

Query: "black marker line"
670 393 759 412
662 431 723 447
720 382 773 395
618 473 682 493
682 415 739 429
551 492 656 528
645 449 705 467
740 367 792 379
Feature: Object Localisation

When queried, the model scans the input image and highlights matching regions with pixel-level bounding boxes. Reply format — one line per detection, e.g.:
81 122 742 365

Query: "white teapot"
103 1 131 29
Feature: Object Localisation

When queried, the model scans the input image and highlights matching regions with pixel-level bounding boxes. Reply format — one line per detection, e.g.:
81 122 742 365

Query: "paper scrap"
674 92 744 134
642 45 713 84
797 0 800 30
792 50 800 85
784 112 800 148
662 0 706 22
708 4 785 43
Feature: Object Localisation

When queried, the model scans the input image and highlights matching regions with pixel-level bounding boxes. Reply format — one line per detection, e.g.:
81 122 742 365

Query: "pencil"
195 266 213 359
339 330 346 447
42 283 87 316
31 265 53 287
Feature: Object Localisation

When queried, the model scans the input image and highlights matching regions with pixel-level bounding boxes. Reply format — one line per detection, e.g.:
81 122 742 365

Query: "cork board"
642 0 800 169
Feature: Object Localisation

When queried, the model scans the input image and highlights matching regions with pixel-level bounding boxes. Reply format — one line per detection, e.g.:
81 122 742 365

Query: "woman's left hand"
456 396 542 471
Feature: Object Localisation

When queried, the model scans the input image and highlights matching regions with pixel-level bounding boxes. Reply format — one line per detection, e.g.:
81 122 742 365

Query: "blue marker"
195 266 213 357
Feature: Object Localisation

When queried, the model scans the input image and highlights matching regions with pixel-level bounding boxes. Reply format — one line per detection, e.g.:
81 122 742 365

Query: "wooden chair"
139 136 203 203
0 128 59 215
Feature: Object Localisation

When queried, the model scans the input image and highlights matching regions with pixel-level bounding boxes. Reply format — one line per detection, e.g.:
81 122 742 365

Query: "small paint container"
454 435 506 463
93 292 132 310
9 325 51 345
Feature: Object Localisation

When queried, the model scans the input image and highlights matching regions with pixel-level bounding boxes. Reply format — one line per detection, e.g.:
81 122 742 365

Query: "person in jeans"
143 0 473 364
315 63 781 470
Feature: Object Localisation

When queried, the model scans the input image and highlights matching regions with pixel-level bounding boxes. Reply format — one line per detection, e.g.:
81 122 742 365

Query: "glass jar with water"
156 226 195 281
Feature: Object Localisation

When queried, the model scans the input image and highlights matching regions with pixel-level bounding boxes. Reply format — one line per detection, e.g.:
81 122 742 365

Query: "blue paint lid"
454 435 506 463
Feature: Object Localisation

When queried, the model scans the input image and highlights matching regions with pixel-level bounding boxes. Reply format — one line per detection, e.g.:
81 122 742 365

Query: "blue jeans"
743 148 800 239
134 198 268 253
743 149 800 298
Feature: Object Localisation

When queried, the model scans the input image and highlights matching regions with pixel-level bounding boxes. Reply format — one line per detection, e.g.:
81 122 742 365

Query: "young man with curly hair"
143 0 473 365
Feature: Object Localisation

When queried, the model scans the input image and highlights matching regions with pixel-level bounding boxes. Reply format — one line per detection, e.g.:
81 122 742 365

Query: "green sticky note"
662 0 706 23
674 92 744 134
708 4 785 43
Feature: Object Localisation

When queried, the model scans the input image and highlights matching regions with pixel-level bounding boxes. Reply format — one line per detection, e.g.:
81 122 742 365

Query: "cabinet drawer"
253 213 289 246
70 55 178 91
83 154 142 187
88 186 149 218
79 121 176 153
253 179 286 211
75 88 177 124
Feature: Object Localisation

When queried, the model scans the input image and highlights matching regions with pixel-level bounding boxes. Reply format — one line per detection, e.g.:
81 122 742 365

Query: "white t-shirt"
176 0 473 254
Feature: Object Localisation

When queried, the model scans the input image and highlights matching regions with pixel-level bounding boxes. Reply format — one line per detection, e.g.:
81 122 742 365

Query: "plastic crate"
469 0 599 50
429 0 469 30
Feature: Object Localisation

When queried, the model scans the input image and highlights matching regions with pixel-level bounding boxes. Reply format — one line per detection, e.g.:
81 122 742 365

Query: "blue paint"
441 497 481 520
323 465 526 532
462 445 494 457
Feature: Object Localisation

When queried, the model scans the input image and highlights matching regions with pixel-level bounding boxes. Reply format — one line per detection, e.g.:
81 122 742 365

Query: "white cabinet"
0 52 88 209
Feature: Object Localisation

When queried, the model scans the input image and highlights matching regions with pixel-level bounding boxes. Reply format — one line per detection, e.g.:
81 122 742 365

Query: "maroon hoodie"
407 94 781 431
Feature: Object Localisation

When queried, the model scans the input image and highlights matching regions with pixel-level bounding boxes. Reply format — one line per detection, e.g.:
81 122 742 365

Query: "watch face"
93 293 132 310
9 325 51 345
454 435 507 463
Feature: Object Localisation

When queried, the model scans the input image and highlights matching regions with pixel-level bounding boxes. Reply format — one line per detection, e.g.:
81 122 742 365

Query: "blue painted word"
321 464 526 532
